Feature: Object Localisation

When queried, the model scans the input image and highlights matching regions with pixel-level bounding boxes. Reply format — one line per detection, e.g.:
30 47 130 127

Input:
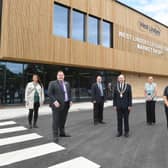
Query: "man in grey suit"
48 71 72 143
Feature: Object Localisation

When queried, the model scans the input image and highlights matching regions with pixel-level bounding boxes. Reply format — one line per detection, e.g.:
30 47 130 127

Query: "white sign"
118 31 168 56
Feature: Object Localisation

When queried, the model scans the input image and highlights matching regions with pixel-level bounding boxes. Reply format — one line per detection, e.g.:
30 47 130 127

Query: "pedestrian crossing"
48 156 101 168
0 126 27 134
0 133 42 146
0 120 101 168
0 143 65 167
0 121 16 126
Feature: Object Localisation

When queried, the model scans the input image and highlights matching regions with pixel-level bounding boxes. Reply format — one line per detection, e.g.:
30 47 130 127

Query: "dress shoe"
147 122 152 126
124 132 129 138
99 121 106 124
29 125 32 129
33 125 38 128
94 122 98 125
53 137 59 143
116 133 122 137
60 133 71 137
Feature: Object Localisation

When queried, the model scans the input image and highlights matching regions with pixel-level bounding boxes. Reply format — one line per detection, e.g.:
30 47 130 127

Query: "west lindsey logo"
138 19 161 36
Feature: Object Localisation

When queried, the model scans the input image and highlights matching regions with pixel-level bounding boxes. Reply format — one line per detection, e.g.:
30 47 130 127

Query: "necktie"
59 81 64 91
98 83 103 96
59 81 68 102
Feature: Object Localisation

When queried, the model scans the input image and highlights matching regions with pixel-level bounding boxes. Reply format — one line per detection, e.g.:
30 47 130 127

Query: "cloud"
143 4 167 13
153 12 168 26
118 0 168 26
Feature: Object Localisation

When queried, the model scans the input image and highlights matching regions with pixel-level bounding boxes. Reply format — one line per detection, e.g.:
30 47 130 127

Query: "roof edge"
115 0 168 29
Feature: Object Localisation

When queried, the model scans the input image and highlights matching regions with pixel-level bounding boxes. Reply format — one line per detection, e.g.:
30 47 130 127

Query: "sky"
118 0 168 26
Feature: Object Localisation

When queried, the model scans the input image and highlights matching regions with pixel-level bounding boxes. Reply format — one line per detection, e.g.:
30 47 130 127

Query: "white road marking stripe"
0 126 27 134
48 156 101 168
0 143 65 166
0 121 16 126
0 133 43 146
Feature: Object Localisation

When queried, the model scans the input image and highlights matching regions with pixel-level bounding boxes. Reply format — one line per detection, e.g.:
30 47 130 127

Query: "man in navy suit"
113 74 132 137
91 75 106 125
48 71 72 143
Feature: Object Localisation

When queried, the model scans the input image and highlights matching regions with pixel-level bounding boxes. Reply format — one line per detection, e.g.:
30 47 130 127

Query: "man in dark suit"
113 74 132 137
48 71 72 143
91 75 106 125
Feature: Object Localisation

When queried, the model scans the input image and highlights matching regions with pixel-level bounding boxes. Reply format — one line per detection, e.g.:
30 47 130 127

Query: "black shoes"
116 132 129 138
99 121 106 124
124 132 129 138
94 121 106 125
28 122 38 129
147 122 155 126
53 137 59 143
29 125 32 129
60 133 71 137
53 132 71 143
116 133 122 137
33 124 38 128
94 122 98 125
59 128 71 137
147 122 152 125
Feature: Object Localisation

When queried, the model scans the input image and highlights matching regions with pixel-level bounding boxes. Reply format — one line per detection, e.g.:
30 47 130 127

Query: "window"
102 20 112 48
53 3 70 38
52 3 113 48
72 10 85 41
0 62 24 104
0 60 120 105
88 15 100 45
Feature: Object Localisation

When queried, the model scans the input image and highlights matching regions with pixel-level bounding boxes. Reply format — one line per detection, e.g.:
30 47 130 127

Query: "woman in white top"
25 74 44 129
144 76 157 125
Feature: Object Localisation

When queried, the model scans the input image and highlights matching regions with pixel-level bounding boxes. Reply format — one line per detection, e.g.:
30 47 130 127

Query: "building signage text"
138 20 161 36
118 31 168 56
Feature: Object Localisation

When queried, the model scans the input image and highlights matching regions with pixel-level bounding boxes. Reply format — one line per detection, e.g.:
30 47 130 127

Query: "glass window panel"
0 62 6 104
72 10 85 41
88 16 99 45
5 62 24 104
102 21 112 48
6 62 23 75
0 61 120 104
53 4 69 38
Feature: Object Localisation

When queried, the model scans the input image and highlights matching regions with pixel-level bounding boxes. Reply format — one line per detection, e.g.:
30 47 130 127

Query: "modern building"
0 0 168 104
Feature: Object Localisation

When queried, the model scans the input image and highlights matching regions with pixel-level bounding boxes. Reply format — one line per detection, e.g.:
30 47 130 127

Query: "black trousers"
117 108 129 134
28 102 40 125
146 101 156 124
93 99 104 123
52 102 70 137
164 106 168 128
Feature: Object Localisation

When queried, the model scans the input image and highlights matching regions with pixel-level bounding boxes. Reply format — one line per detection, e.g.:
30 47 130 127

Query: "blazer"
113 83 132 109
25 82 44 109
48 80 72 110
163 86 168 100
91 83 106 103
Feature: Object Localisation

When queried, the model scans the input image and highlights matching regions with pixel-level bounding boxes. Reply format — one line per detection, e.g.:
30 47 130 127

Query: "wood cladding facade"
0 0 168 77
